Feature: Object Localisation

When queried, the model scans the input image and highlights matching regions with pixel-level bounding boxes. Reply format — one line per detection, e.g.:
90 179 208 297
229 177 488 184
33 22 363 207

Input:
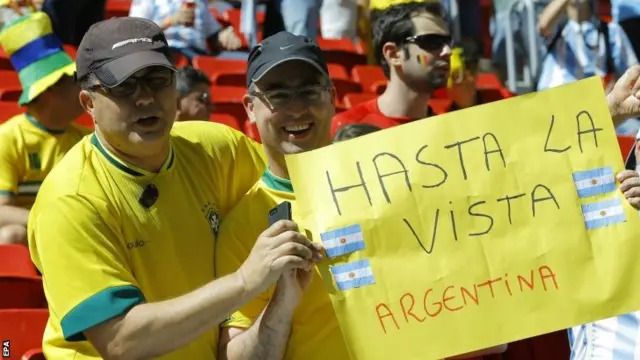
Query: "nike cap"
75 17 176 87
246 31 329 88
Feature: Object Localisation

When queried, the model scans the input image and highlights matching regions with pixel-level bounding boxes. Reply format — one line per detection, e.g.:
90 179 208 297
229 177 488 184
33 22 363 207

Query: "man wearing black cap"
215 31 507 360
27 17 323 360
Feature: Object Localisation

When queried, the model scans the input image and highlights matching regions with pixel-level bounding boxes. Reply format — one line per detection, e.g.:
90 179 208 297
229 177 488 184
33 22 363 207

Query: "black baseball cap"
75 17 176 87
246 31 329 88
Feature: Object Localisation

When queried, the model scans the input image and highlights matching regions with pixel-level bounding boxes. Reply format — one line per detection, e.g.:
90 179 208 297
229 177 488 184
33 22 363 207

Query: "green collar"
90 133 175 177
261 168 293 193
25 114 65 135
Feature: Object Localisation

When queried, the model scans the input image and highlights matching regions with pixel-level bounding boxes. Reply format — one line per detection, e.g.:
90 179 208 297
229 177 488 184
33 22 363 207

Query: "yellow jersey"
0 114 89 208
216 169 351 360
28 121 266 360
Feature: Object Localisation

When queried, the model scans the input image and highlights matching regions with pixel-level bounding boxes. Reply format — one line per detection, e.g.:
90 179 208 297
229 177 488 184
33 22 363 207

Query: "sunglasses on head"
405 34 452 52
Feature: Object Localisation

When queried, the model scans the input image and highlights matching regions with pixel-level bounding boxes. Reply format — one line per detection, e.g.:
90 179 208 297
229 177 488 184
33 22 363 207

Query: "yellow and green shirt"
0 114 89 208
216 169 351 360
28 121 265 360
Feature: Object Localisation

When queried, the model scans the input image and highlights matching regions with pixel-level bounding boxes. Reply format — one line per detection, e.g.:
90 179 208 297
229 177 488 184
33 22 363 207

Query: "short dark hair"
176 66 211 97
372 1 445 78
333 123 382 142
77 72 99 91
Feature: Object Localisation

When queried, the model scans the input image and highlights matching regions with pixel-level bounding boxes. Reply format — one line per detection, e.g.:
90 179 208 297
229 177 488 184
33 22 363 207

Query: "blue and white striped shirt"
569 312 640 360
611 0 640 23
129 0 222 53
537 20 638 91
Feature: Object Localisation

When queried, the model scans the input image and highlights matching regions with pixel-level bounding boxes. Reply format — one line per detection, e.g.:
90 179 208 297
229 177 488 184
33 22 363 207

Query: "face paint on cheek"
416 54 429 67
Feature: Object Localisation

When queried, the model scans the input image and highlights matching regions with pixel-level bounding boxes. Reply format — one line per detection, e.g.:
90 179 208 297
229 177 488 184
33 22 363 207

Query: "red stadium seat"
210 113 242 131
193 57 247 85
0 245 37 276
105 0 131 18
324 51 367 73
328 64 349 80
0 102 23 124
0 309 48 359
212 103 247 126
243 121 261 143
316 38 356 53
530 330 571 359
172 52 189 68
211 86 246 103
476 73 504 90
618 135 636 159
332 79 362 107
0 275 46 309
343 92 376 108
75 113 94 130
0 71 22 89
21 348 46 360
428 98 454 115
351 65 386 93
0 88 21 102
63 45 77 60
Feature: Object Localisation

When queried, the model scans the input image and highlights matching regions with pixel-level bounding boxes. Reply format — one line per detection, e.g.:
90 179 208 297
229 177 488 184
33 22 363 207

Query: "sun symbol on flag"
591 178 598 185
339 238 347 244
348 272 356 279
600 210 607 216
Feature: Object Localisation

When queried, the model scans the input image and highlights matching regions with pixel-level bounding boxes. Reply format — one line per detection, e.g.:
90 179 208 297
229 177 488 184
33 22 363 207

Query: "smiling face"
245 60 335 157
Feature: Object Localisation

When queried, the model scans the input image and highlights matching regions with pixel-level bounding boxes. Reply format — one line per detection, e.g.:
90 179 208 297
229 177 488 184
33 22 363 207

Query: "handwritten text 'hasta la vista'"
324 111 602 254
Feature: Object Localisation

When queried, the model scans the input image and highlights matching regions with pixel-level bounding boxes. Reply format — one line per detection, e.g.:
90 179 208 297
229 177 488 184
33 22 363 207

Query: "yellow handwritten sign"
286 77 640 360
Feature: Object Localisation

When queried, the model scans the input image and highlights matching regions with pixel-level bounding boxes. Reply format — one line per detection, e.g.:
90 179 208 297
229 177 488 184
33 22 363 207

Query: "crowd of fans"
2 0 640 359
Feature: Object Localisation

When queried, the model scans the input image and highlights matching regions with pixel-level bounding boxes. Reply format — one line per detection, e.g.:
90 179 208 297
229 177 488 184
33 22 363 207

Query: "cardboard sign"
286 77 640 360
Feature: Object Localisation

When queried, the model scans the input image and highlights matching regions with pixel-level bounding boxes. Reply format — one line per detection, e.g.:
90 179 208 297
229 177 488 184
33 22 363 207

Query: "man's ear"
382 41 403 68
243 94 256 123
78 90 95 118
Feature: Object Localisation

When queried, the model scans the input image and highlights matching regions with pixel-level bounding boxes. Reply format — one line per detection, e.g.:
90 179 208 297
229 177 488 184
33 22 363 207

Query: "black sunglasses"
92 69 174 98
405 34 453 52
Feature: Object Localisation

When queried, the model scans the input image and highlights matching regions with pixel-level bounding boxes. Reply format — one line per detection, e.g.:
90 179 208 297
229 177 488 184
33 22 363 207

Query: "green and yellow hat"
0 11 75 105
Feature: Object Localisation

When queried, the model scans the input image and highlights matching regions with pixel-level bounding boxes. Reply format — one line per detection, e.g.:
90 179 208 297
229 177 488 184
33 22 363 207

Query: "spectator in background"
1 0 105 46
176 66 213 121
536 0 637 91
611 0 640 58
320 0 358 40
0 12 86 245
331 1 452 137
491 0 549 84
447 38 485 111
130 0 245 61
333 123 382 141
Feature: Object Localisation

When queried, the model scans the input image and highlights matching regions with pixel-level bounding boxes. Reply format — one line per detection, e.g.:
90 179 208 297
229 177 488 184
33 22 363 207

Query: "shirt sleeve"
28 194 144 342
215 209 272 329
128 0 155 20
611 22 639 78
217 126 266 215
0 129 21 195
203 5 223 38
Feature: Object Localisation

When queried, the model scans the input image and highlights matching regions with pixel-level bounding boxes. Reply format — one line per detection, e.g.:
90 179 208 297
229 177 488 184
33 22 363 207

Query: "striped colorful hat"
0 11 75 105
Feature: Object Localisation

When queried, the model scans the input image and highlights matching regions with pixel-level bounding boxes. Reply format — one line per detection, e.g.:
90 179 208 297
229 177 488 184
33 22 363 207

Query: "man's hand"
6 0 43 15
607 65 640 125
237 220 323 297
619 170 640 209
165 5 195 27
217 27 243 51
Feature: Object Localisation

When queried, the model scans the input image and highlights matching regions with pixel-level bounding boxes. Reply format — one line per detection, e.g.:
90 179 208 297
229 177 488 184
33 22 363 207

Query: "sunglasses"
405 34 453 52
92 69 174 98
